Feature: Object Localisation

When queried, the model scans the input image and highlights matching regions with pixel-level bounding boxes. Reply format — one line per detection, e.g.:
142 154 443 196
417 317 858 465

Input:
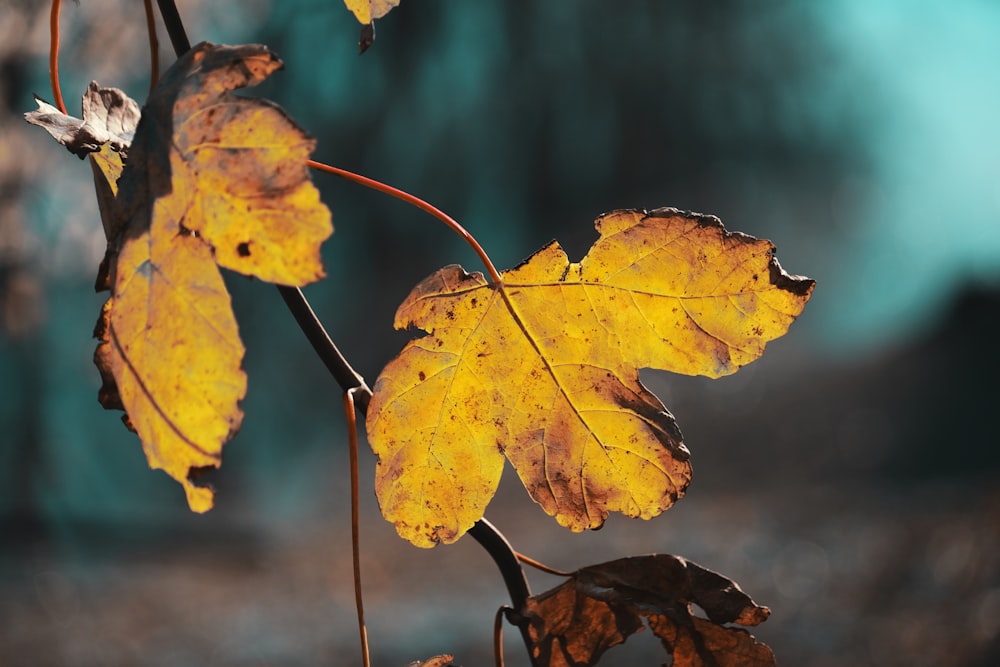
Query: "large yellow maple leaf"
367 208 813 547
94 43 332 512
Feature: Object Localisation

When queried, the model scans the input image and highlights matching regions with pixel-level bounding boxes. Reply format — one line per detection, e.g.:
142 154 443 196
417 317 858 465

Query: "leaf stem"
493 606 509 667
143 0 160 93
515 551 572 577
48 0 67 114
307 159 503 284
343 387 371 667
468 519 531 611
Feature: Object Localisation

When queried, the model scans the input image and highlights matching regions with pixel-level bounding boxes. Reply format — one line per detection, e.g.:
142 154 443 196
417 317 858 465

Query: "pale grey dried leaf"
25 82 140 158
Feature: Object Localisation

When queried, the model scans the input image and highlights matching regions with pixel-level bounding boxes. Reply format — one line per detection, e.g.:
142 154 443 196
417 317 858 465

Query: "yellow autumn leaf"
343 0 401 24
95 42 332 511
367 208 814 547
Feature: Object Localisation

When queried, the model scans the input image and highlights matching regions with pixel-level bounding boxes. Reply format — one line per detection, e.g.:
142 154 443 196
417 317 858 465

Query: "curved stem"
307 159 503 284
515 551 572 577
468 519 531 611
143 0 160 92
49 0 67 113
470 520 537 665
277 286 370 411
493 606 509 667
343 388 371 667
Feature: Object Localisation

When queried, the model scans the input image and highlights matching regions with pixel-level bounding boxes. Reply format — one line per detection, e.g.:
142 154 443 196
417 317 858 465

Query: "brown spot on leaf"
768 256 815 296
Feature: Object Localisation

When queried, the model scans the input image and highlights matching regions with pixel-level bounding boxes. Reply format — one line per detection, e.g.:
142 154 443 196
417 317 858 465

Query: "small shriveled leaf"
26 83 136 243
25 82 140 158
96 42 332 511
344 0 401 24
405 655 457 667
522 554 774 667
368 208 814 547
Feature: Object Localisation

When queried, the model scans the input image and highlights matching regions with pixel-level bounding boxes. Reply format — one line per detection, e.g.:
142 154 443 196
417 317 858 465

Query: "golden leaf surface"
367 208 813 547
95 42 332 511
343 0 401 24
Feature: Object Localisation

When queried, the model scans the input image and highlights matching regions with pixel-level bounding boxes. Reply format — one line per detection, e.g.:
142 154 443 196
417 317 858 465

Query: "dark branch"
155 0 191 56
277 286 371 411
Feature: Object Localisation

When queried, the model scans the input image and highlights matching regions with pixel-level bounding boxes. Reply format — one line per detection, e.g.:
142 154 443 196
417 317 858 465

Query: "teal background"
1 1 998 665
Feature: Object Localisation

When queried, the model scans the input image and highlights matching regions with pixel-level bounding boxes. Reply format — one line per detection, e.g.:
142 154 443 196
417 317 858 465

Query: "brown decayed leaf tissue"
523 554 775 667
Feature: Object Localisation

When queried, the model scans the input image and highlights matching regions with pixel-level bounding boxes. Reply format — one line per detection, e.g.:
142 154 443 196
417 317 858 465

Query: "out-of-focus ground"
3 1 999 665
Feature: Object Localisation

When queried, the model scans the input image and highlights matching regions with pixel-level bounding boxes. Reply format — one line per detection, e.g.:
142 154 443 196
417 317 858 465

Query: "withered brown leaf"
521 554 774 667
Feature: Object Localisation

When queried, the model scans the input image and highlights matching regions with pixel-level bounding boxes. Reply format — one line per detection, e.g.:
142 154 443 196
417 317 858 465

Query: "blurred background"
2 1 998 665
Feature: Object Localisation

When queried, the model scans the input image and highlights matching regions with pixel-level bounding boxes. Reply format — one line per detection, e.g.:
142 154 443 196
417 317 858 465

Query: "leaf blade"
523 554 775 667
95 42 331 510
369 209 812 545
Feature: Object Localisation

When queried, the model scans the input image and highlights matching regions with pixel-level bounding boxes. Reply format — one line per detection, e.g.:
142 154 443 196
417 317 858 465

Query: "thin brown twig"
143 0 160 92
343 388 371 667
515 551 572 577
307 159 503 284
494 606 510 667
49 0 67 113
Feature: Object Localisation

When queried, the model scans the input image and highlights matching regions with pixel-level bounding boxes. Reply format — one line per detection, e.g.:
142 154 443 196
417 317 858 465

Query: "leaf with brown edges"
367 208 813 547
521 554 775 667
94 42 332 511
